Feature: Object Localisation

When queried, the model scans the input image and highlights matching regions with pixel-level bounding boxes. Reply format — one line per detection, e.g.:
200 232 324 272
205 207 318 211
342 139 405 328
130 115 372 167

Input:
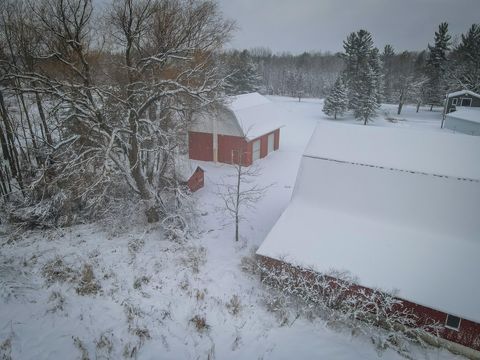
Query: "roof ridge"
302 154 480 183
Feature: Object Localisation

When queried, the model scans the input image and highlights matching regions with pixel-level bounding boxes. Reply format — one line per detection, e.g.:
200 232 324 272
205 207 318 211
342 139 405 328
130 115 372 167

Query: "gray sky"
217 0 480 54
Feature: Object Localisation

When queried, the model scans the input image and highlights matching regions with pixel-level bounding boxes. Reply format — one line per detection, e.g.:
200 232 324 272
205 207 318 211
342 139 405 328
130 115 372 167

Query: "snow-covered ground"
0 97 464 359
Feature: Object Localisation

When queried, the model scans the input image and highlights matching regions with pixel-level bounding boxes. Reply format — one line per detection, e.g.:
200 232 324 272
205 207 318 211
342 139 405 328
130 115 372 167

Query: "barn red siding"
257 255 480 352
260 135 268 158
217 135 251 166
189 129 281 166
187 167 204 192
249 129 280 160
274 129 280 150
189 132 213 161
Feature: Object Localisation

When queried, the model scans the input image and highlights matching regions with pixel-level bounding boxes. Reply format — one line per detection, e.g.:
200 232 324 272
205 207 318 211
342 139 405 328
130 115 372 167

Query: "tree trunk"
0 89 23 190
34 86 52 146
235 163 241 242
334 110 337 120
430 104 433 111
364 117 368 125
416 101 421 113
397 102 403 115
397 92 404 115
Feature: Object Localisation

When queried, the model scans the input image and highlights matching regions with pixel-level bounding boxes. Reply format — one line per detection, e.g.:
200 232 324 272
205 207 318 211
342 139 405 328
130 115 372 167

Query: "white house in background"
257 122 480 351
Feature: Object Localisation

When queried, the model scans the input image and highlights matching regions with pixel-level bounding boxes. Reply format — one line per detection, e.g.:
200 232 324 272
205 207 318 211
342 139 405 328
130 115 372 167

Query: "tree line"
323 22 480 123
222 22 480 124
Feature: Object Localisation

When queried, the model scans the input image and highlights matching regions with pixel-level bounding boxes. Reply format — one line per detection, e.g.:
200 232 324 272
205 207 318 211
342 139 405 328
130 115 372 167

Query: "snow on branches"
257 257 441 357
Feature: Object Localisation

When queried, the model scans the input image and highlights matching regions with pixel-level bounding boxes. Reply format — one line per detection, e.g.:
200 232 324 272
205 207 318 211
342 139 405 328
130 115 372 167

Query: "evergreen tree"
342 29 381 124
223 50 261 95
323 77 348 119
424 22 451 110
381 44 396 103
352 52 381 125
450 24 480 92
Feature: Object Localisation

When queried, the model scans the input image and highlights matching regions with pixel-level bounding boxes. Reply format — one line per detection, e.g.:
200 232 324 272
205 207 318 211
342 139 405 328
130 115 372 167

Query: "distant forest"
221 22 480 109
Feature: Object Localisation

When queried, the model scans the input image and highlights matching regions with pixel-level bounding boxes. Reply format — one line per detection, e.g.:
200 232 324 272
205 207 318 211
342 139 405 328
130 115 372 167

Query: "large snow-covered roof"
304 122 480 181
190 93 284 140
257 122 480 323
445 108 480 124
447 90 480 99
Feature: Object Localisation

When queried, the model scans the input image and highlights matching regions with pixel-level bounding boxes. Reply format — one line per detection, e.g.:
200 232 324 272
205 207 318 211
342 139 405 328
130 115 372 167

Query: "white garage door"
252 139 261 161
267 133 275 153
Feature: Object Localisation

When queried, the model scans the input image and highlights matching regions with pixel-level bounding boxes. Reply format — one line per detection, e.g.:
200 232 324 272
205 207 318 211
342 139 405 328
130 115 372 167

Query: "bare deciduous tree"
218 147 270 242
0 0 234 227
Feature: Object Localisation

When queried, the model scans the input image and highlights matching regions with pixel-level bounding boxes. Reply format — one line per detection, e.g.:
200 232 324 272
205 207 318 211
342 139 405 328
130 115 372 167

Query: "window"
452 98 458 105
461 98 472 107
445 314 461 331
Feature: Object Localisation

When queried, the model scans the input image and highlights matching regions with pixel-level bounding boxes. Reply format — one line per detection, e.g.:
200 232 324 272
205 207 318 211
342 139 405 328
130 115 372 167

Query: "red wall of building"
189 129 281 167
218 134 252 166
189 132 213 161
249 129 281 161
260 135 268 158
257 255 480 352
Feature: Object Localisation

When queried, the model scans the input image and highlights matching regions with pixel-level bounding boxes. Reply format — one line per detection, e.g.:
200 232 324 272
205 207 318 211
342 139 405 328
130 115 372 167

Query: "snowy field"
0 97 465 359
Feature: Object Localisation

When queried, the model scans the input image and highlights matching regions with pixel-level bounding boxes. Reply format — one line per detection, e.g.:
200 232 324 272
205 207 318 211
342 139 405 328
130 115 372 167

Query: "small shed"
175 158 204 192
444 108 480 136
257 122 480 351
444 90 480 114
189 93 283 166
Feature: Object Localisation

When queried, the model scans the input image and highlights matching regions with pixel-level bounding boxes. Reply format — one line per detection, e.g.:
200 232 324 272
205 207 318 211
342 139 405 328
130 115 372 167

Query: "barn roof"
190 93 284 140
304 121 480 180
447 89 480 99
257 122 480 323
445 108 480 124
226 93 284 140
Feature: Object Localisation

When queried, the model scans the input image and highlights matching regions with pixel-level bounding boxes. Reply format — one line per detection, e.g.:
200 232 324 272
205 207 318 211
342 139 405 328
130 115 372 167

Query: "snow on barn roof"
257 122 480 323
445 108 480 124
227 93 284 140
304 121 480 180
190 93 284 140
447 89 480 99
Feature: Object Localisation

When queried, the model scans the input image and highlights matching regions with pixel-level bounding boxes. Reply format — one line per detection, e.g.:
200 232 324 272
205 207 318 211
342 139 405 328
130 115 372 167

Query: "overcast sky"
217 0 480 54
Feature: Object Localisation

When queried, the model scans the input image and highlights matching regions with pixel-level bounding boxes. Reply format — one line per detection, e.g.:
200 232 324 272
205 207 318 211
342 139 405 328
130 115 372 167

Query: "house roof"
190 93 284 141
447 89 480 99
257 122 480 323
445 108 480 124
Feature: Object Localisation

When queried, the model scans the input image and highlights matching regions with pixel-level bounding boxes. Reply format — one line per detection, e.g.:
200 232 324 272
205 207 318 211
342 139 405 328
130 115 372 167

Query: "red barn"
189 93 283 166
257 123 480 355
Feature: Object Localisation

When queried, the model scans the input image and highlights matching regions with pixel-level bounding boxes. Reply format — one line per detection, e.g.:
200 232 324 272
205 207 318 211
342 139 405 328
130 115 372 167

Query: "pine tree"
342 29 381 124
323 77 348 119
352 58 381 125
381 44 395 103
424 22 451 110
450 24 480 92
224 50 261 95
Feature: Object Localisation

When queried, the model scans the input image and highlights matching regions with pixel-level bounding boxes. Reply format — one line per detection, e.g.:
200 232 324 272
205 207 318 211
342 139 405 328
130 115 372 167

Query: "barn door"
252 139 261 161
267 133 275 153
